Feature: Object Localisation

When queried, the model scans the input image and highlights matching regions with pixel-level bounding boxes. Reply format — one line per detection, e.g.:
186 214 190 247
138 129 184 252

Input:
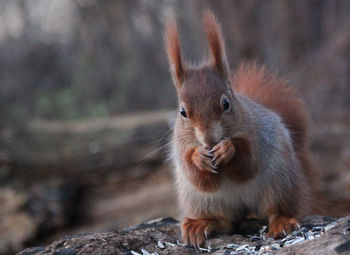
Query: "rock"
18 215 350 255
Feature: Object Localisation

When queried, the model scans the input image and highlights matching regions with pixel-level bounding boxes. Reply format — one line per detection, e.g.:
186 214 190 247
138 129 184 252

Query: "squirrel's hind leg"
181 217 231 247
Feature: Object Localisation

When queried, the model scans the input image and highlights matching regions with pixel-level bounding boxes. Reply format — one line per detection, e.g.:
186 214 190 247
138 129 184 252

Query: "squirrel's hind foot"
266 215 300 239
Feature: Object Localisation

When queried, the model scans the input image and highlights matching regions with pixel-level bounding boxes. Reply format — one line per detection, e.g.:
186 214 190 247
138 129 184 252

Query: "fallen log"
7 110 175 181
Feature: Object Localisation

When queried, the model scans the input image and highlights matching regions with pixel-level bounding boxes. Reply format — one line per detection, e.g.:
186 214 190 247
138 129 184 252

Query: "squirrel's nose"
201 131 220 148
194 123 223 147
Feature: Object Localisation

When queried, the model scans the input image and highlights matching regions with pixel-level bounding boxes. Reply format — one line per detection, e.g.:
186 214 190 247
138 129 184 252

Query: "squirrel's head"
165 11 236 147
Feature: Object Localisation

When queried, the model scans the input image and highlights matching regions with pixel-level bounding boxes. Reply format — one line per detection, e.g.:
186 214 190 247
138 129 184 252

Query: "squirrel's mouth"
203 136 231 150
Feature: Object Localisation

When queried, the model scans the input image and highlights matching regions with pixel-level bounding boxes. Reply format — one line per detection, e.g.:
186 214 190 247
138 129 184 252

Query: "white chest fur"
173 153 264 220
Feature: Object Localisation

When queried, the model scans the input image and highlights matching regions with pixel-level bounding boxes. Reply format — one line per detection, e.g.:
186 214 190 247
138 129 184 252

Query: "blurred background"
0 0 350 254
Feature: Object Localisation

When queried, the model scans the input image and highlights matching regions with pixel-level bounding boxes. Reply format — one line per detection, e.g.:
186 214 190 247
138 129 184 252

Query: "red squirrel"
165 11 315 247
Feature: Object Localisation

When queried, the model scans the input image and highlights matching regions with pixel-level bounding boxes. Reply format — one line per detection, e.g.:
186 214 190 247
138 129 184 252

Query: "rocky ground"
18 215 350 255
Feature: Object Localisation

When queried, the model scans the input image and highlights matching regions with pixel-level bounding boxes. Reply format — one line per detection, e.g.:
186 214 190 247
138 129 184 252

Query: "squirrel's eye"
223 98 230 112
180 107 187 118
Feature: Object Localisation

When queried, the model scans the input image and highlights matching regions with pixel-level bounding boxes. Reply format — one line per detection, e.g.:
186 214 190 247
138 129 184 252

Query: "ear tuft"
164 15 184 87
202 10 229 80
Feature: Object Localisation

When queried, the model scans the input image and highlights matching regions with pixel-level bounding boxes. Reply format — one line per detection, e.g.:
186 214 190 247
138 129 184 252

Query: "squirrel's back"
231 63 314 185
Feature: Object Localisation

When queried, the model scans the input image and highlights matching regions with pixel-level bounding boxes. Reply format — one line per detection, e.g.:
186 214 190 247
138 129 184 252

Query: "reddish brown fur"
182 217 232 247
267 214 299 239
231 64 314 184
164 16 185 85
184 148 221 192
232 64 320 215
167 11 316 247
181 68 226 131
202 11 227 78
222 137 258 183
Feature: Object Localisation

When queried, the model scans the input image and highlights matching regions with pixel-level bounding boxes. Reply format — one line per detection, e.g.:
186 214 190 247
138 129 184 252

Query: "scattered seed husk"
226 243 238 249
236 244 248 251
324 222 337 231
259 226 267 235
164 241 175 247
157 241 165 249
141 249 151 255
284 236 304 247
250 235 261 242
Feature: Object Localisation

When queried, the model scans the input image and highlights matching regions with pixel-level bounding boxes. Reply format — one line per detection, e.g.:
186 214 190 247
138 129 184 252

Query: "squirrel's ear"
203 10 229 81
164 16 185 88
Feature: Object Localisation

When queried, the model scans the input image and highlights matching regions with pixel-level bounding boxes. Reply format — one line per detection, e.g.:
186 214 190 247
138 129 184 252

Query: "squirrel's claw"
211 139 235 166
210 163 218 169
209 147 219 153
181 218 215 248
192 146 219 173
210 163 218 173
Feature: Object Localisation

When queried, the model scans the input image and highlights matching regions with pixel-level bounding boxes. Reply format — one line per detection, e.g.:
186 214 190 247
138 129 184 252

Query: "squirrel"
165 11 315 247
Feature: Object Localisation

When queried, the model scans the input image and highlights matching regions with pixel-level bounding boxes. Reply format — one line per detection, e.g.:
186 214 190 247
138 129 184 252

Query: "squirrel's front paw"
210 138 235 166
192 146 218 173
